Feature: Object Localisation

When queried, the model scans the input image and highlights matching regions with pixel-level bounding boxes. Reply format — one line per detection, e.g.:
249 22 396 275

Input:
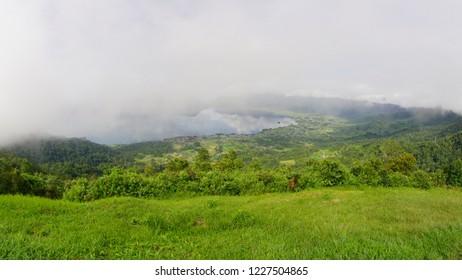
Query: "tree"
193 148 212 171
0 158 13 194
166 157 189 172
444 160 462 187
380 139 406 159
144 164 155 175
214 150 244 171
317 160 348 187
379 140 417 176
386 153 417 176
351 157 384 186
248 159 263 171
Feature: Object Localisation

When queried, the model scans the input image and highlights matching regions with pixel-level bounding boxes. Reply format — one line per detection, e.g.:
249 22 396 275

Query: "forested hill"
1 137 115 178
4 137 113 164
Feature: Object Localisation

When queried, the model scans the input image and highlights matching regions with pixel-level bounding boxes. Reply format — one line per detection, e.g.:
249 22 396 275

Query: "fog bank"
1 1 462 144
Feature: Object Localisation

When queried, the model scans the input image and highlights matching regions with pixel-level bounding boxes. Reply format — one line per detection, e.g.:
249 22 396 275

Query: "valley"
1 95 462 259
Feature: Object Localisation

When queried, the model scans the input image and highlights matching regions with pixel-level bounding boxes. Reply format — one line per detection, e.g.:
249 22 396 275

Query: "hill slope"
2 188 462 259
2 95 462 174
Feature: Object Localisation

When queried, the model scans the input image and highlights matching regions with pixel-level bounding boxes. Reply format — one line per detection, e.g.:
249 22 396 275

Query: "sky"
1 0 462 144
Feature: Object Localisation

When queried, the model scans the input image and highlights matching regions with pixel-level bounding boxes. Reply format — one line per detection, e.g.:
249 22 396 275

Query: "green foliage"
380 139 406 159
193 148 212 171
143 164 155 175
317 160 348 187
386 153 417 175
412 170 433 189
196 171 242 195
444 160 462 187
214 150 244 171
166 157 189 172
386 172 413 188
256 170 290 192
431 169 447 188
248 159 263 171
350 157 384 187
114 140 174 161
0 155 64 198
6 138 115 178
63 178 91 202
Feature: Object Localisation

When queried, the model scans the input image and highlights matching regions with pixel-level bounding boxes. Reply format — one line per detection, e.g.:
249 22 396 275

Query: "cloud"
87 108 295 145
1 0 462 144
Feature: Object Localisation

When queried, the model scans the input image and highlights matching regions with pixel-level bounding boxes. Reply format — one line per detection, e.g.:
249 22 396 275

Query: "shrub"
63 178 91 202
214 150 244 171
386 153 417 176
298 172 322 189
257 170 289 192
412 170 433 189
350 158 384 187
386 172 413 188
444 160 462 187
166 157 189 172
198 171 241 195
317 160 348 187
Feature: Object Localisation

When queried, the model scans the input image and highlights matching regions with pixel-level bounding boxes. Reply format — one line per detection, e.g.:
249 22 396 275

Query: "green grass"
1 188 462 260
311 149 338 160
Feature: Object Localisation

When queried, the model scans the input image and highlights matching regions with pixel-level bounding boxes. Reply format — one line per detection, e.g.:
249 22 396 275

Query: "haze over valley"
2 1 462 145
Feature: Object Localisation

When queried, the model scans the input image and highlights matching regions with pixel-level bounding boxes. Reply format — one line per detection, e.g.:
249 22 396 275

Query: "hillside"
2 188 462 259
2 95 462 261
110 97 462 171
1 95 462 201
1 137 116 178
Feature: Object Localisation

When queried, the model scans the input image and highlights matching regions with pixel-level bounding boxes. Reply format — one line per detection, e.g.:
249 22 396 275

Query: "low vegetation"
1 188 462 259
1 140 460 202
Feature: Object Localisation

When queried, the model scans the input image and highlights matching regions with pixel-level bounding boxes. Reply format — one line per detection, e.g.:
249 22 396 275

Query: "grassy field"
1 188 462 260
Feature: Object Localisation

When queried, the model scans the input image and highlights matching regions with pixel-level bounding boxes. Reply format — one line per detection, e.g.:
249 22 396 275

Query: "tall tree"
194 147 212 171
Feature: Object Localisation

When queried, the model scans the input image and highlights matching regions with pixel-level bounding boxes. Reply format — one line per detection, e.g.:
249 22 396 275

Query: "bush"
214 150 244 171
386 153 417 176
317 160 348 187
412 170 433 189
166 157 189 172
350 158 384 187
142 174 171 198
430 169 447 188
298 172 322 189
257 170 289 192
33 175 65 199
444 160 462 187
63 178 91 202
386 172 413 188
198 171 241 195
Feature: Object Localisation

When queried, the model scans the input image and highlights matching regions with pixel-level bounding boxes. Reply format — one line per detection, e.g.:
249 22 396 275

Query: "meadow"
2 187 462 260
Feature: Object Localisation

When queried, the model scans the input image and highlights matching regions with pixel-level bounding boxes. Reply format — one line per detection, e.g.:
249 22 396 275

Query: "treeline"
0 154 64 199
4 137 115 179
2 143 462 202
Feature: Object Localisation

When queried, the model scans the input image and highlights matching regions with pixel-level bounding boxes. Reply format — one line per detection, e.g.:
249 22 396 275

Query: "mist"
2 0 462 144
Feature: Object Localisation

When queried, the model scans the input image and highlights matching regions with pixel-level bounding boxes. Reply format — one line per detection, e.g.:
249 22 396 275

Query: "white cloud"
1 0 462 144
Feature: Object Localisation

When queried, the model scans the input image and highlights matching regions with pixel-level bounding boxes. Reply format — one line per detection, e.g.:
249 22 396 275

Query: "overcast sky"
1 0 462 144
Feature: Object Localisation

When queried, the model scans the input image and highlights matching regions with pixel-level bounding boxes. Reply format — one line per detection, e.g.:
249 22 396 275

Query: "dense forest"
1 96 462 202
